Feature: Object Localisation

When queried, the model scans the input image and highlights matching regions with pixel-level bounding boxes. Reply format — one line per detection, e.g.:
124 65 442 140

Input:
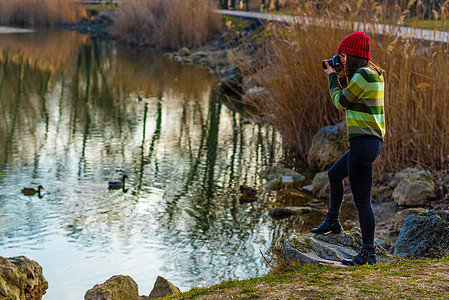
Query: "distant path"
215 9 449 43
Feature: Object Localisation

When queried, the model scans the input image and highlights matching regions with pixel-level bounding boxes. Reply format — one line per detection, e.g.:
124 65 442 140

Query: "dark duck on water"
239 185 258 203
108 174 128 190
239 185 257 196
21 185 44 196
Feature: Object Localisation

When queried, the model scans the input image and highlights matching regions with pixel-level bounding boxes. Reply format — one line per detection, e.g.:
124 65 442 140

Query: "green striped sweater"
329 67 385 141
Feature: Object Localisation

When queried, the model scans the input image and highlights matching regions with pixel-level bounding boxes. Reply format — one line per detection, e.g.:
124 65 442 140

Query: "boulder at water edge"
148 276 181 299
84 275 139 300
307 122 347 172
392 210 449 258
0 256 48 300
282 228 386 266
391 168 436 206
259 166 305 191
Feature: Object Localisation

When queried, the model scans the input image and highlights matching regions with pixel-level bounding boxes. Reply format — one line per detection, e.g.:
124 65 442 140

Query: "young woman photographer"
312 32 385 266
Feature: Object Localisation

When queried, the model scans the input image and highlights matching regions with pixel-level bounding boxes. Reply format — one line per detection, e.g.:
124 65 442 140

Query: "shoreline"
1 7 447 299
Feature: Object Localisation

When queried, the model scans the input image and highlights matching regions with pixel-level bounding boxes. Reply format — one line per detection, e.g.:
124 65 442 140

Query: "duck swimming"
108 174 128 190
22 185 44 196
239 185 257 196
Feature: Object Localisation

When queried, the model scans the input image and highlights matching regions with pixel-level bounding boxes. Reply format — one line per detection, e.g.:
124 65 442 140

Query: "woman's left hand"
323 60 336 75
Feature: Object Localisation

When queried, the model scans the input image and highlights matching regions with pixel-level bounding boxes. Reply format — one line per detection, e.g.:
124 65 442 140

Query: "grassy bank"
240 1 449 173
166 256 449 299
111 0 223 49
0 0 86 26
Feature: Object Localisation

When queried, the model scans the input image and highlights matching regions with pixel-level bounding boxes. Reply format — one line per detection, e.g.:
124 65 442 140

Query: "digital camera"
322 54 343 72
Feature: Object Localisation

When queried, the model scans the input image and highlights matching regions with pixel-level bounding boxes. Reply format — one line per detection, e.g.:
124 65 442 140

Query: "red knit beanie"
337 32 371 60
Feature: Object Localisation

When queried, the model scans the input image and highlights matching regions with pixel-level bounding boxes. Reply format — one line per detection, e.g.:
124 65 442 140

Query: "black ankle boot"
311 213 342 234
342 248 376 266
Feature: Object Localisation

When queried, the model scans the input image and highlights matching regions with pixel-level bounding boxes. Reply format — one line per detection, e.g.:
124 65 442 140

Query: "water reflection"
0 30 325 299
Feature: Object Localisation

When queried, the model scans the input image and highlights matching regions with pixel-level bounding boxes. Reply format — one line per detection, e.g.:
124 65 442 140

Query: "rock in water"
148 276 181 299
0 256 48 300
84 275 139 300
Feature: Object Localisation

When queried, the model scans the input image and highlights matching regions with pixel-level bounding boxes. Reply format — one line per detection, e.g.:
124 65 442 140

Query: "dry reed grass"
111 0 223 49
242 0 449 172
0 0 86 26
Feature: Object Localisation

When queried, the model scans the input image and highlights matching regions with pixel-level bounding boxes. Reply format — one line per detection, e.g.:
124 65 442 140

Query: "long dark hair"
345 55 383 79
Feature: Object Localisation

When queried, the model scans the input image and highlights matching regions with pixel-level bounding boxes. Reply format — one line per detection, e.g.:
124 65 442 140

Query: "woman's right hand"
323 61 336 75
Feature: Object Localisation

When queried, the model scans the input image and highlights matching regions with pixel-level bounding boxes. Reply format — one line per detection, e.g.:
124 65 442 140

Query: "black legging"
328 136 382 249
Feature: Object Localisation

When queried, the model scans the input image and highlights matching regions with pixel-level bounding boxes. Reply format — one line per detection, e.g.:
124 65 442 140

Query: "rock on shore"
84 275 140 300
392 210 449 258
0 256 48 300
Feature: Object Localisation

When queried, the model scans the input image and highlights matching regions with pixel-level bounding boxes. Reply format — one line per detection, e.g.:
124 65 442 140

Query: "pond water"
0 29 354 299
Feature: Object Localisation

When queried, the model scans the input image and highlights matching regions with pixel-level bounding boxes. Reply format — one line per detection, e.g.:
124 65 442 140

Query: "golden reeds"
0 0 86 26
111 0 223 49
242 1 449 172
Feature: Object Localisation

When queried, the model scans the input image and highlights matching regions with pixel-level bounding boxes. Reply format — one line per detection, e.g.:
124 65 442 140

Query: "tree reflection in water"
0 30 323 298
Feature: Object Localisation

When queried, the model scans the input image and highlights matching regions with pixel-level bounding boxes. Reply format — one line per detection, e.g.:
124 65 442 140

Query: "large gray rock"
84 275 139 300
0 256 48 300
392 168 436 206
392 210 449 258
282 228 377 266
307 123 347 171
148 276 181 299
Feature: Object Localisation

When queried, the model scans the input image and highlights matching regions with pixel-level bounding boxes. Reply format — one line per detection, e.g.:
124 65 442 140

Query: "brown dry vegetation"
0 0 86 26
111 0 223 49
241 0 449 173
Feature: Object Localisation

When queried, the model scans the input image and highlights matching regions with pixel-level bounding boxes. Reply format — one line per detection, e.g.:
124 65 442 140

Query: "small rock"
302 184 313 192
178 47 190 56
190 51 208 63
259 166 305 182
148 276 181 299
84 275 139 300
392 169 436 206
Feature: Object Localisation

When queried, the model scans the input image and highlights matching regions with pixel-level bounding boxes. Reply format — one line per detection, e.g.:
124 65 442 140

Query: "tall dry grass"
0 0 86 26
111 0 223 49
242 1 449 172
